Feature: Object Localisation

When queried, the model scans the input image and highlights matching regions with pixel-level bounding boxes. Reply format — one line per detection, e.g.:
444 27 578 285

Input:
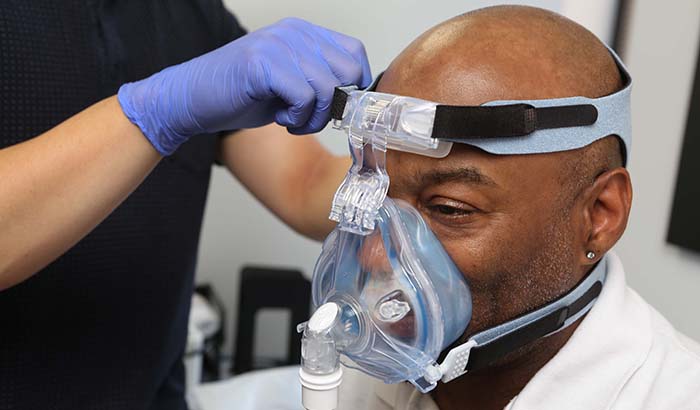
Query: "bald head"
380 5 622 102
380 5 625 201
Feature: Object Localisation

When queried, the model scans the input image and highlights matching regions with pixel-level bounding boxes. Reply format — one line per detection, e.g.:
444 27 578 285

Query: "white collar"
505 252 652 409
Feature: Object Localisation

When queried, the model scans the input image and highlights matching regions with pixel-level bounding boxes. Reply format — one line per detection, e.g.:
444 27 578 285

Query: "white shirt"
338 252 700 410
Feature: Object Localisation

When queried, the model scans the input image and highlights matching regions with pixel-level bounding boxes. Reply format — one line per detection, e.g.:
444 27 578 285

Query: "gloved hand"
117 17 372 156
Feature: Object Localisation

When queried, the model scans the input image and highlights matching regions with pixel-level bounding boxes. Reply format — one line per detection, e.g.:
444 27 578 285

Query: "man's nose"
358 230 393 275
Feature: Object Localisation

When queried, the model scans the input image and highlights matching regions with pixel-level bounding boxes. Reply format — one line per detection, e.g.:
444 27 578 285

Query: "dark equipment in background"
232 266 311 374
668 37 700 253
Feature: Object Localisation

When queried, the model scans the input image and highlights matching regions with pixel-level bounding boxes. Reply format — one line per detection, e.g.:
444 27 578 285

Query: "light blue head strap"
465 46 632 163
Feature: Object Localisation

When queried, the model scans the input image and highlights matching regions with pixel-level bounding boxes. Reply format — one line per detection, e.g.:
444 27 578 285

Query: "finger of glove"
323 30 372 88
287 54 341 135
275 18 371 87
269 60 317 128
311 34 366 87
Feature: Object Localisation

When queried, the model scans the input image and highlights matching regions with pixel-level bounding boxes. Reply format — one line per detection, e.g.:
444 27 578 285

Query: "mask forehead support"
328 95 390 235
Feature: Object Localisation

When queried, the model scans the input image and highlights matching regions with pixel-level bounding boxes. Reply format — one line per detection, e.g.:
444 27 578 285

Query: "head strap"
432 103 598 139
330 46 631 164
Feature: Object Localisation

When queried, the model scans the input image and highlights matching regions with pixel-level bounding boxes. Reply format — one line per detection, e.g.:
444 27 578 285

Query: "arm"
0 96 161 290
0 18 369 290
220 124 350 241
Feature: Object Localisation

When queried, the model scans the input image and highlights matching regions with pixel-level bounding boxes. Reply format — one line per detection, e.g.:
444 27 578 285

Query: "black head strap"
463 272 603 372
329 71 598 138
432 103 598 140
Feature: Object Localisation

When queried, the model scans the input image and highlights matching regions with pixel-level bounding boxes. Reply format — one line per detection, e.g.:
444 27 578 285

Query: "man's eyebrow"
419 166 497 187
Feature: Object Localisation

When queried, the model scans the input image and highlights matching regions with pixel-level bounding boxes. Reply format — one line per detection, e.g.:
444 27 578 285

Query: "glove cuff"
117 79 184 156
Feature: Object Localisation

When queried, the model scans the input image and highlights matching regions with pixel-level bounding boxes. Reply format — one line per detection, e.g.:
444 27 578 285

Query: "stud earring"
586 251 596 260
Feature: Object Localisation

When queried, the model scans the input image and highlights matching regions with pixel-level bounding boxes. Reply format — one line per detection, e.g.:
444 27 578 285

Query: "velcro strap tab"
331 85 358 121
433 104 536 139
432 103 598 140
535 104 598 130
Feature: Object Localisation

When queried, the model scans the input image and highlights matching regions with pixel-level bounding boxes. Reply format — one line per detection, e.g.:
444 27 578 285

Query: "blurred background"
191 0 700 381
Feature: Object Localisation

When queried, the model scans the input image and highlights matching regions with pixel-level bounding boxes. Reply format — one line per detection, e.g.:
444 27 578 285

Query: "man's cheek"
438 231 536 335
440 234 512 286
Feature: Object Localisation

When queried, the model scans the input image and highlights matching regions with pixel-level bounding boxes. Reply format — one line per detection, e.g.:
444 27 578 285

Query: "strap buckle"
438 339 478 383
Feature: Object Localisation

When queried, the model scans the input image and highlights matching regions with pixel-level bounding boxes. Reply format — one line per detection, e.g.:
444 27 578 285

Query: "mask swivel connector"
299 302 362 410
298 303 343 410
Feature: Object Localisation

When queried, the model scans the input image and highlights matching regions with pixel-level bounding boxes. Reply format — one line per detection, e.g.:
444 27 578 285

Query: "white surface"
559 0 618 45
185 325 205 409
336 254 700 410
613 0 700 341
189 293 221 339
194 366 301 410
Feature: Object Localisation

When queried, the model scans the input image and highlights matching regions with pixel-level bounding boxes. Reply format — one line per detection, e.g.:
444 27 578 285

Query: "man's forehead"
377 46 587 108
387 145 498 189
387 143 573 194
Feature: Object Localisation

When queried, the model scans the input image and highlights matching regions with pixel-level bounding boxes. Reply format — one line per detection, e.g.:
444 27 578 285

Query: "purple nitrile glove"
117 17 372 155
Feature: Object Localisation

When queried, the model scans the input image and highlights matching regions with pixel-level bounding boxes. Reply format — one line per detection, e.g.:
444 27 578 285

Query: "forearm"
0 96 161 290
221 124 350 241
296 149 351 240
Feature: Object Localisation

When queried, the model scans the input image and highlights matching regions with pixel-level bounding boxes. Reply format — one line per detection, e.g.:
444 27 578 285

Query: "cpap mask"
298 47 630 410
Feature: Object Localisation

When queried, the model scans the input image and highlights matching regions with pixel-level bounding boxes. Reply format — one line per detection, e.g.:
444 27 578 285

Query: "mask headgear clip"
329 86 390 235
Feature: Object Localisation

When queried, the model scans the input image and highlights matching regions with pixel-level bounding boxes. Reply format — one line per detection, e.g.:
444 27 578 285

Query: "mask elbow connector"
299 302 355 410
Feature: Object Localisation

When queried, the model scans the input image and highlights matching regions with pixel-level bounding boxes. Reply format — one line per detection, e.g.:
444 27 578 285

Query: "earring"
586 251 596 260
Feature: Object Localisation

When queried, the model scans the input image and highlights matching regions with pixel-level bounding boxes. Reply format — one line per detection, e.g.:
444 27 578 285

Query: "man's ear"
578 168 633 265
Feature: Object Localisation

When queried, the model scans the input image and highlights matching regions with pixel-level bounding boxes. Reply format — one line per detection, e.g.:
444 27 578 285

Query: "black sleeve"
219 6 248 43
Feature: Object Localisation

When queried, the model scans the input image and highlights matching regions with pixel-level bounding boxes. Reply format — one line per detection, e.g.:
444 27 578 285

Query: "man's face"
369 16 612 343
383 145 584 338
372 52 595 338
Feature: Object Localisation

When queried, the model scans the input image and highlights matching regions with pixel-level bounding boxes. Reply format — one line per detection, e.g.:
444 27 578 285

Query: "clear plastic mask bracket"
329 92 390 235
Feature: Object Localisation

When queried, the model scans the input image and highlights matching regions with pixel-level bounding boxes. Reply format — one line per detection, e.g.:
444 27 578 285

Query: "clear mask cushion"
312 197 472 386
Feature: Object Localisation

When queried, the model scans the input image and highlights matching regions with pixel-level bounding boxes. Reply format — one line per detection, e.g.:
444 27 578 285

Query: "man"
0 2 360 409
337 6 700 410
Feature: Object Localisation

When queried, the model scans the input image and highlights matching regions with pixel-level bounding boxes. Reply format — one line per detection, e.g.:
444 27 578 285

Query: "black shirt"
0 1 245 409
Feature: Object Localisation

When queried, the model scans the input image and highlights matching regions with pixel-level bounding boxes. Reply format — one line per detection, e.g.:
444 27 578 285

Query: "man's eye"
430 204 474 217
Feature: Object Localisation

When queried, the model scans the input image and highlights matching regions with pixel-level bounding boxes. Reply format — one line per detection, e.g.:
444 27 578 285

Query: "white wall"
613 0 700 340
195 0 700 362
